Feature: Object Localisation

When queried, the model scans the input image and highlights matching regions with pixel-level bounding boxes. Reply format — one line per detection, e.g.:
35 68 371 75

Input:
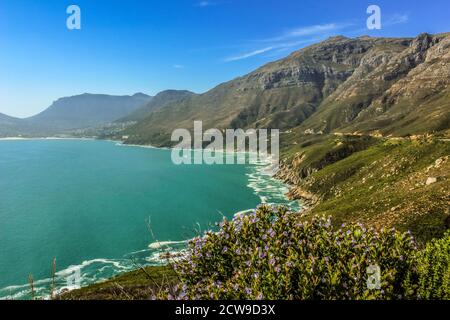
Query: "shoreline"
274 161 319 210
0 137 96 141
0 138 300 300
119 141 280 175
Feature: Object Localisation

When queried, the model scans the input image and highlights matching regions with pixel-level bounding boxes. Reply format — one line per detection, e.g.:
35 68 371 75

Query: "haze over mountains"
0 91 199 137
30 93 153 131
0 93 152 136
1 32 449 141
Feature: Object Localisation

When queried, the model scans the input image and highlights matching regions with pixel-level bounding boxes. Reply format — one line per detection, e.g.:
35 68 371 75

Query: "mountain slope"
119 90 195 122
26 93 152 132
0 112 20 124
277 136 450 242
122 36 405 145
0 113 22 136
0 93 152 136
300 33 450 136
125 36 394 145
124 33 450 146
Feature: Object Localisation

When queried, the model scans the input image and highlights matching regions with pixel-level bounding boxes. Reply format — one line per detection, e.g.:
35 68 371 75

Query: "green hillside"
277 135 450 242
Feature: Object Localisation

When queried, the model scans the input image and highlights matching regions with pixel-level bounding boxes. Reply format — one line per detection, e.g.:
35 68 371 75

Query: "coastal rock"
286 186 319 206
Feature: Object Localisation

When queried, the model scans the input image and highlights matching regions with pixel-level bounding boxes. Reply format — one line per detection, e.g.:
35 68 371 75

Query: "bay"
0 139 299 299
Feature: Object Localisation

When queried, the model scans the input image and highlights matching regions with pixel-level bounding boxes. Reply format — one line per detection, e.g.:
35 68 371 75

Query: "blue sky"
1 0 449 117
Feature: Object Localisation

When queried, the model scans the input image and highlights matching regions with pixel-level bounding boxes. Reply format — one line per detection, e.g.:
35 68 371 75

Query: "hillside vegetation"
62 207 450 300
277 135 450 242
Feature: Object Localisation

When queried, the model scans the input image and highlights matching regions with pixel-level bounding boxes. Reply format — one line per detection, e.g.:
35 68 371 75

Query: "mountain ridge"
0 113 22 136
0 93 152 136
118 90 196 122
123 32 450 146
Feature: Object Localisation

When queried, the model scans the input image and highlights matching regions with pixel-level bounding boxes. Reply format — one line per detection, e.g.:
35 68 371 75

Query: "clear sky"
1 0 449 118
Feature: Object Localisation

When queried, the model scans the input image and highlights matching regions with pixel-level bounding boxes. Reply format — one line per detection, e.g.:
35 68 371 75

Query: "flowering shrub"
405 231 450 299
165 206 420 300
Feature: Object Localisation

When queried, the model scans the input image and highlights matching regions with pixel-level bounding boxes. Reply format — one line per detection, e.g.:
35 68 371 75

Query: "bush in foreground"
164 206 428 300
405 230 450 299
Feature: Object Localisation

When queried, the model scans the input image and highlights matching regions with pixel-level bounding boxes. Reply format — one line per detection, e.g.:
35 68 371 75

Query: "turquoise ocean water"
0 139 299 299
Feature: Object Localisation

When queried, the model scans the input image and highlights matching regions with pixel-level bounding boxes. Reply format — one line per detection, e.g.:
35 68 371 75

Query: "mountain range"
121 32 449 146
0 93 152 136
2 32 448 141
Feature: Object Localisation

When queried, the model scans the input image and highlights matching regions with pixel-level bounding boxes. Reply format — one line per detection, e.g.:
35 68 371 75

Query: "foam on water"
148 240 188 249
0 142 301 300
245 159 302 212
0 246 182 299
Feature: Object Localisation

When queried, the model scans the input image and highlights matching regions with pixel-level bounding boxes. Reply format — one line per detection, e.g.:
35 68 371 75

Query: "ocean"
0 139 300 299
